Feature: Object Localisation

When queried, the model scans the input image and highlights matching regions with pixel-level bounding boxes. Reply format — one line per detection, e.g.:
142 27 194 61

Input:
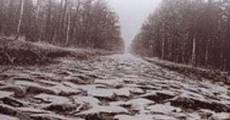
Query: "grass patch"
0 38 114 66
145 57 230 85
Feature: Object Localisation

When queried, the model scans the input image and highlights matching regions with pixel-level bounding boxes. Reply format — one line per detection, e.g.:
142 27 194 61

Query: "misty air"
0 0 230 120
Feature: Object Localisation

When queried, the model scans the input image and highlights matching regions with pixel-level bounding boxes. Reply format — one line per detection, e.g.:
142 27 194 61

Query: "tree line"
132 0 230 71
0 0 124 51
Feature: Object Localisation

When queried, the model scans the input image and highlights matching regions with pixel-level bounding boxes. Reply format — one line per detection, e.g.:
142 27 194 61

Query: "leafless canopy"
132 0 230 71
0 0 124 51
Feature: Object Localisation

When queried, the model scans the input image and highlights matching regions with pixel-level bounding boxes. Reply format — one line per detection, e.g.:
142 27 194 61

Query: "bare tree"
65 0 71 46
132 0 230 71
0 0 4 34
15 0 24 40
0 0 124 52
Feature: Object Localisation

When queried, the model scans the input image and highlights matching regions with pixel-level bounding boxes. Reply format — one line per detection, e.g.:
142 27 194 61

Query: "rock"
152 114 177 120
30 113 84 120
56 71 72 76
18 107 50 114
37 80 59 86
87 88 115 100
0 86 26 98
170 96 230 112
109 101 127 107
126 98 155 109
94 79 122 87
69 77 94 85
33 93 78 112
0 97 25 107
0 91 14 99
114 114 154 120
0 114 19 120
13 77 34 82
0 104 18 116
50 84 81 96
114 88 131 97
71 75 94 84
198 109 214 119
124 98 155 113
0 73 11 81
44 103 77 113
73 96 101 107
33 94 70 105
147 103 181 114
1 54 230 120
77 105 128 119
209 112 230 120
186 112 202 120
141 91 175 103
14 81 57 95
26 86 57 95
129 87 145 95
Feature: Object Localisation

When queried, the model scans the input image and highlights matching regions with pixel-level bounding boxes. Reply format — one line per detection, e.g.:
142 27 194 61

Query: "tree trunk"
52 0 64 44
0 0 4 34
45 0 52 42
15 0 25 40
65 11 71 46
36 0 41 42
36 0 41 19
161 27 166 59
72 0 81 45
205 38 210 66
60 0 68 44
191 35 196 66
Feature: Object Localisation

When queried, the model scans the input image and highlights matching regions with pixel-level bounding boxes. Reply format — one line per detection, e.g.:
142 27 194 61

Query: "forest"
132 0 230 71
0 0 124 51
0 0 230 119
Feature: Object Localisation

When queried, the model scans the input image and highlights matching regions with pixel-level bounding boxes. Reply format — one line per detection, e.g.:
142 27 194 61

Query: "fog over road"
0 0 229 119
0 54 229 120
108 0 162 51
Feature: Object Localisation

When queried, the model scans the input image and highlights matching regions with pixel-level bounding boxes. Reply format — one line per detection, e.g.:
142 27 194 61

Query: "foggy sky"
108 0 162 47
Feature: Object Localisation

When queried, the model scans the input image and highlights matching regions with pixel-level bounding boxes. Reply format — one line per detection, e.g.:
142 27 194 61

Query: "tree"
0 0 124 52
0 0 4 34
132 0 230 71
15 0 24 40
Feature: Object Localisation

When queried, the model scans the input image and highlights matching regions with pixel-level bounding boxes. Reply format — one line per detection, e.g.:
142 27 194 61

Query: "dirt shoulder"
145 57 230 85
0 38 117 66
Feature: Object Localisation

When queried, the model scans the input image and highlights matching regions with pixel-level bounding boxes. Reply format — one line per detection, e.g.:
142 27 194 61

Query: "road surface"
0 54 229 120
